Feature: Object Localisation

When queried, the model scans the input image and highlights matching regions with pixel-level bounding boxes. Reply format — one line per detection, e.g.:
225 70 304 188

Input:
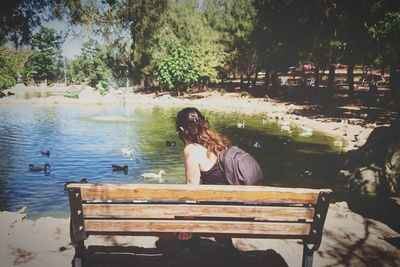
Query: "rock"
338 120 400 195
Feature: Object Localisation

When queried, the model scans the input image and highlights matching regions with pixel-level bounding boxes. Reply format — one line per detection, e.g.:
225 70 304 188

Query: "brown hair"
176 107 231 159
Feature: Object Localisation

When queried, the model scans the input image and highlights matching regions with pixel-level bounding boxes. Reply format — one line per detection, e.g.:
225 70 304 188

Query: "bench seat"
66 183 332 267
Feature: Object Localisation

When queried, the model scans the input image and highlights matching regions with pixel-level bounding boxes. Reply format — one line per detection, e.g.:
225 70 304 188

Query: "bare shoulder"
183 143 206 157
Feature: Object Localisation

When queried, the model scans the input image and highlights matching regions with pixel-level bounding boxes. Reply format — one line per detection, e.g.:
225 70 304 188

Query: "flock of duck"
113 141 175 182
28 149 51 174
237 114 315 138
29 141 175 182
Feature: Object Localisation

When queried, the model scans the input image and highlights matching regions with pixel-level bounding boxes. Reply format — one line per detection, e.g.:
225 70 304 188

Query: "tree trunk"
390 61 399 94
271 71 279 91
264 68 270 90
203 78 209 91
240 73 244 90
347 63 355 98
246 73 251 89
314 66 320 89
327 64 335 97
253 68 259 87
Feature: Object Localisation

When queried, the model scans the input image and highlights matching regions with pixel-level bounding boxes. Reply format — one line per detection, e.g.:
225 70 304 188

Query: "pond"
0 104 343 219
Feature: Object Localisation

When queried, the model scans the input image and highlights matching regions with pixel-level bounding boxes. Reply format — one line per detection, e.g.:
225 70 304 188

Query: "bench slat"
67 184 330 204
85 219 311 236
82 204 314 222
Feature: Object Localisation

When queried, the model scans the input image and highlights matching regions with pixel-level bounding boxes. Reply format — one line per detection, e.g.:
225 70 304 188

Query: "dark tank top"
200 161 227 185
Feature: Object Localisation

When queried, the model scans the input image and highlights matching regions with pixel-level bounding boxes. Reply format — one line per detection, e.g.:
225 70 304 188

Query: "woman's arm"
183 144 201 184
179 144 201 240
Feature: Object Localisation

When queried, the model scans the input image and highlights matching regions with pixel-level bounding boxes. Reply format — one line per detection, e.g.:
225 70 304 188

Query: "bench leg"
302 245 314 267
72 240 86 267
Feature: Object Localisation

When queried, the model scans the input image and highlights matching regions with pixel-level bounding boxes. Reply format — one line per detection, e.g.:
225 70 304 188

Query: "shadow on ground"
84 238 288 267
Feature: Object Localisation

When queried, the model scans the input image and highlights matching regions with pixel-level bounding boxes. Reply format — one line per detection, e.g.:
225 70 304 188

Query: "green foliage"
0 47 16 90
64 91 80 99
192 43 227 83
205 0 256 74
96 81 109 96
368 11 400 58
0 46 33 90
155 39 199 93
0 0 60 47
64 0 167 85
240 91 249 97
70 39 113 93
152 1 227 86
0 75 16 90
22 27 63 83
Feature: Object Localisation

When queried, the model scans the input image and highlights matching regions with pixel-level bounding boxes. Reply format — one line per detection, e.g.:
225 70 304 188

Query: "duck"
40 149 50 157
141 170 166 183
253 142 262 149
299 170 312 178
166 141 176 146
237 122 245 128
29 163 51 173
112 164 128 174
121 147 134 158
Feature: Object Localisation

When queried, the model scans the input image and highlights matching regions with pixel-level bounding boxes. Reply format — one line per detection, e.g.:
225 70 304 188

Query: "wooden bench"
66 183 332 267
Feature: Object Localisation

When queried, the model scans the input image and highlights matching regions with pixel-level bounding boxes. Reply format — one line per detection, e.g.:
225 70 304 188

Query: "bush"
155 39 199 96
0 75 16 90
241 91 249 97
64 91 80 99
96 81 109 96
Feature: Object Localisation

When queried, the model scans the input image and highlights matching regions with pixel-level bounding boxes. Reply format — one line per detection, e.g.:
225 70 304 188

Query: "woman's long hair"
176 107 231 159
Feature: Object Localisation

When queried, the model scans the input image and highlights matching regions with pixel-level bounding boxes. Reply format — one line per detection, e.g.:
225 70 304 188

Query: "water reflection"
0 105 342 219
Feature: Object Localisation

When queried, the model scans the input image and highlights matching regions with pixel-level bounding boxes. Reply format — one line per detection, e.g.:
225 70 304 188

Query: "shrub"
241 91 249 97
64 91 80 99
96 81 109 96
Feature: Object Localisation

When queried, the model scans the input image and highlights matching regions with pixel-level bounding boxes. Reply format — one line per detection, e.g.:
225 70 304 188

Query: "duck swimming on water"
166 141 176 146
112 164 128 174
141 170 166 183
40 149 50 157
121 147 134 159
29 163 51 173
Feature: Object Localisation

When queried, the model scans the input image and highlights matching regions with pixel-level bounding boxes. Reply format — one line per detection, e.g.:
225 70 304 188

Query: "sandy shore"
1 201 399 267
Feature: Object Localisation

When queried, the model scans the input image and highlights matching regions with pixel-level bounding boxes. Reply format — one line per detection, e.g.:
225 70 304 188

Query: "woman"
176 107 230 185
175 107 236 250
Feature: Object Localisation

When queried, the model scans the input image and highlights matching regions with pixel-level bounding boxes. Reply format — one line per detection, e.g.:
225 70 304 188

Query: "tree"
63 0 167 85
0 0 61 47
0 46 33 90
0 47 16 90
22 27 63 84
154 0 227 89
70 39 112 94
155 39 199 96
369 10 400 93
205 0 256 81
253 0 302 90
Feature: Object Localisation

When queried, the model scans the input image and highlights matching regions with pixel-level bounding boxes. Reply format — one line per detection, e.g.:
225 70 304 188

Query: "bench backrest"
66 183 331 249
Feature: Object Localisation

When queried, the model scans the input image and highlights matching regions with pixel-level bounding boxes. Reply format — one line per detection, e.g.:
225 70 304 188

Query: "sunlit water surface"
0 104 343 219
